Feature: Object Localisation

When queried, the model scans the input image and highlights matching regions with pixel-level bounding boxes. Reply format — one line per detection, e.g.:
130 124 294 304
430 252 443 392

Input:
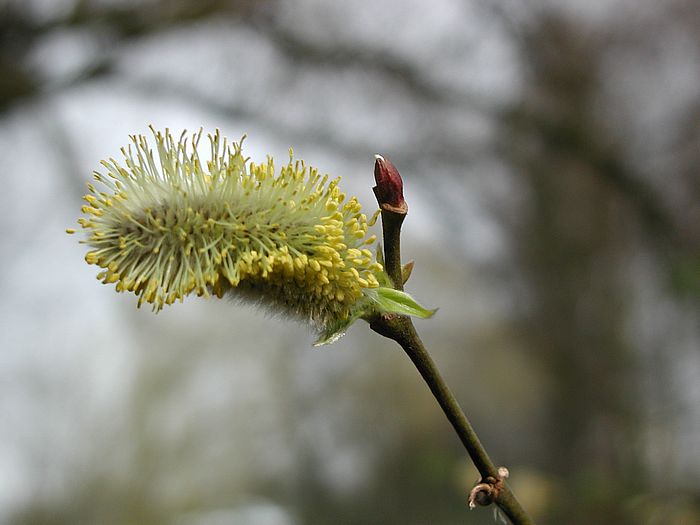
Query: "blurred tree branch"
0 0 262 109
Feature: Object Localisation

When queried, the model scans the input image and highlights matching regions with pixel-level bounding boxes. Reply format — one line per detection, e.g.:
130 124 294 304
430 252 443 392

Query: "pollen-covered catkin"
72 128 383 332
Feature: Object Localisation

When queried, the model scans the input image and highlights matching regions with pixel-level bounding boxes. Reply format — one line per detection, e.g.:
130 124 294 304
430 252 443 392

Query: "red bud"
373 154 407 214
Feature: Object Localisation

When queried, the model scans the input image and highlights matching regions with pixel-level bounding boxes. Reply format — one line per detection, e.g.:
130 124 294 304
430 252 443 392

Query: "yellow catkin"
73 128 383 332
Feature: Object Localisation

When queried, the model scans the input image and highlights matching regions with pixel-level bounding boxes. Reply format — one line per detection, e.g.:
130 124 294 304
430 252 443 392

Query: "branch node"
468 467 509 509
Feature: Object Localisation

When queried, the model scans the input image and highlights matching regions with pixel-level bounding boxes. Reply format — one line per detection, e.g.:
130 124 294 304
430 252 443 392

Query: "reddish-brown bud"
373 154 407 214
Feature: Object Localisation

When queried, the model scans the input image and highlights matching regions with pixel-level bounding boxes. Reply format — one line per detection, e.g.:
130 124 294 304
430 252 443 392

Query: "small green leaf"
314 287 436 346
366 287 437 319
313 326 349 346
401 260 415 284
313 305 367 346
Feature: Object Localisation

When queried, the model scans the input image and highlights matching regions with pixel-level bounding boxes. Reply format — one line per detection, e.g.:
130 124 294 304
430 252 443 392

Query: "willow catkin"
69 128 433 344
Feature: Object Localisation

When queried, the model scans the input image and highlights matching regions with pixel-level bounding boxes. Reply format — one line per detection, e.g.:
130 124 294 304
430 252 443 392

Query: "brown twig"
369 155 535 525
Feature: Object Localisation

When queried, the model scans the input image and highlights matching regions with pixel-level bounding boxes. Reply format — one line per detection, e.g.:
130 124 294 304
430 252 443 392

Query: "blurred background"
1 0 699 523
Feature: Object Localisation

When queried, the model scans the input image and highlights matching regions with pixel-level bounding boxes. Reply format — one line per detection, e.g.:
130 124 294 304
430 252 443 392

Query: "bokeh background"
2 0 700 523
